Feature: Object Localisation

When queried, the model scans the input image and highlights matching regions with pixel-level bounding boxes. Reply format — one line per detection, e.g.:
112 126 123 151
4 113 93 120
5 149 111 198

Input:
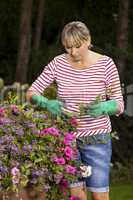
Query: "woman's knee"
91 192 109 200
70 186 87 200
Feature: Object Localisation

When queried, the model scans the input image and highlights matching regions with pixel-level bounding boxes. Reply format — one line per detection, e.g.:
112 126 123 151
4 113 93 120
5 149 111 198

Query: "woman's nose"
70 47 77 56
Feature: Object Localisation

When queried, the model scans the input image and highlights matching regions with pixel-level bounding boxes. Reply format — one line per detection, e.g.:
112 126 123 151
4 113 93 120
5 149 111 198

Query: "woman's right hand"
31 95 63 115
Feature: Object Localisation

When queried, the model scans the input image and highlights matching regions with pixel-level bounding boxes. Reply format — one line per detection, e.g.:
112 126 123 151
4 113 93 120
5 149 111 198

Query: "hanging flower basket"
0 96 81 200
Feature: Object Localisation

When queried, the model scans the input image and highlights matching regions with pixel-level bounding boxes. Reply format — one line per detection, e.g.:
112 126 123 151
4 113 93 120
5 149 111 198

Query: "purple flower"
54 173 63 184
32 113 48 119
0 135 15 145
32 129 40 135
23 144 32 153
44 184 51 192
11 167 20 176
32 170 44 177
11 167 20 185
65 165 77 175
12 177 20 184
0 117 12 125
26 122 36 129
14 127 24 136
9 144 20 156
0 166 8 174
30 178 38 184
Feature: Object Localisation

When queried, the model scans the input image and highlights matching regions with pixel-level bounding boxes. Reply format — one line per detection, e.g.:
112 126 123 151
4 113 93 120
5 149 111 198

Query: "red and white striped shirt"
29 54 124 137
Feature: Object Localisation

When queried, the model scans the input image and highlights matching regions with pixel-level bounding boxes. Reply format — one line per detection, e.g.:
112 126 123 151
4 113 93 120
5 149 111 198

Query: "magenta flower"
69 196 80 200
63 133 75 145
69 197 77 200
60 179 68 189
64 146 73 160
69 117 78 126
0 108 5 117
65 165 77 174
40 127 60 137
10 104 19 115
53 157 66 165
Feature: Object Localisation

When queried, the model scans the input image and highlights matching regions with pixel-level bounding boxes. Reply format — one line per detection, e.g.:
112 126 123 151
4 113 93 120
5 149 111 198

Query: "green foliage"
43 84 57 99
111 115 133 164
110 163 133 185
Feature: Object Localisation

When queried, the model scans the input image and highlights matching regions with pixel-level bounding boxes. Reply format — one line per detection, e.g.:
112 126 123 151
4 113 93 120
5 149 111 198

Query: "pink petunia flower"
40 127 60 137
65 165 77 174
69 117 78 127
53 157 66 165
64 146 74 160
10 104 19 114
60 179 68 189
0 108 5 117
63 133 75 145
69 196 80 200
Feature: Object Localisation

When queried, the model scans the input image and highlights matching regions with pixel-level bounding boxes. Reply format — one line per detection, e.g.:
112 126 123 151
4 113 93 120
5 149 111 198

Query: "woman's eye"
75 45 81 48
66 45 81 49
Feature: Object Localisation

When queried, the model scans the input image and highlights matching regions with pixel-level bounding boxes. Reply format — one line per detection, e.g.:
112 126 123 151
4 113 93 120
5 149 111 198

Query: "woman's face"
64 39 90 62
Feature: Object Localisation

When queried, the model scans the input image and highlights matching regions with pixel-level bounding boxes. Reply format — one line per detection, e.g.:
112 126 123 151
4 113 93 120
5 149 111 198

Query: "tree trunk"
33 0 45 50
15 0 33 83
116 0 130 82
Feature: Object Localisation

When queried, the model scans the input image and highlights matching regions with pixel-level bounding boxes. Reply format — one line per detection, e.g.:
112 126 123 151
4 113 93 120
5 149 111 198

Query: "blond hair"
61 21 91 48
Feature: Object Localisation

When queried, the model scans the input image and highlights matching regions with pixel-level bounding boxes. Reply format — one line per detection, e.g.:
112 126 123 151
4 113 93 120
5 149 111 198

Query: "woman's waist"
76 132 111 145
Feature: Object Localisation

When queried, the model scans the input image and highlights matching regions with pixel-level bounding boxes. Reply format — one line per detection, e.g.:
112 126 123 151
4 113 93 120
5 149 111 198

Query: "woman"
26 21 124 200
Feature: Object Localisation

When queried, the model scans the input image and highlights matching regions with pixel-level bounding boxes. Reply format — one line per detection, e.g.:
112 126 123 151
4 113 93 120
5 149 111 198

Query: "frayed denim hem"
69 181 85 188
87 186 109 192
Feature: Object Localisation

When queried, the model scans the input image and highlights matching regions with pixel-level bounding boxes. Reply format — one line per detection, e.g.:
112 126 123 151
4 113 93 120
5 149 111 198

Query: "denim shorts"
70 133 112 192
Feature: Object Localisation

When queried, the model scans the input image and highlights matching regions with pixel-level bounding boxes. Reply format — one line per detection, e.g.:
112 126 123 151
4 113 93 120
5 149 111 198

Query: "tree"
116 0 130 82
15 0 33 83
33 0 45 50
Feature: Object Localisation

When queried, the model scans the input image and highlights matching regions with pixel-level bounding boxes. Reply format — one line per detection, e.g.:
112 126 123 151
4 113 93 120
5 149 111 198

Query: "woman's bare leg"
91 192 109 200
70 186 87 200
37 192 45 200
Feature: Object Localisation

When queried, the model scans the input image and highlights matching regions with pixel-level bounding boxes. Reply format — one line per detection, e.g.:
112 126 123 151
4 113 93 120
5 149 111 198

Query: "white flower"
80 165 92 177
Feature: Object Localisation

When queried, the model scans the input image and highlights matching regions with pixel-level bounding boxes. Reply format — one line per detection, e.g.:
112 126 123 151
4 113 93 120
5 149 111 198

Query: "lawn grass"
110 184 133 200
88 184 133 200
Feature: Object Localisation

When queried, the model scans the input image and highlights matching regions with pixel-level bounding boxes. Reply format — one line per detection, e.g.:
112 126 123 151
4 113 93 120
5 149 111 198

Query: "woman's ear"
88 44 93 49
87 37 91 48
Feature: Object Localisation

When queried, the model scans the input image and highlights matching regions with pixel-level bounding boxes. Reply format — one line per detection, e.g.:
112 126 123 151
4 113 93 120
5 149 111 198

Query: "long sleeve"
28 58 57 94
105 58 124 115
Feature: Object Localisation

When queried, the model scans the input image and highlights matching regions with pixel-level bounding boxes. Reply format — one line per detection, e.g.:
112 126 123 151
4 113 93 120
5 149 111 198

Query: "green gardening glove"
46 100 63 115
31 95 62 115
87 100 118 117
31 95 48 108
